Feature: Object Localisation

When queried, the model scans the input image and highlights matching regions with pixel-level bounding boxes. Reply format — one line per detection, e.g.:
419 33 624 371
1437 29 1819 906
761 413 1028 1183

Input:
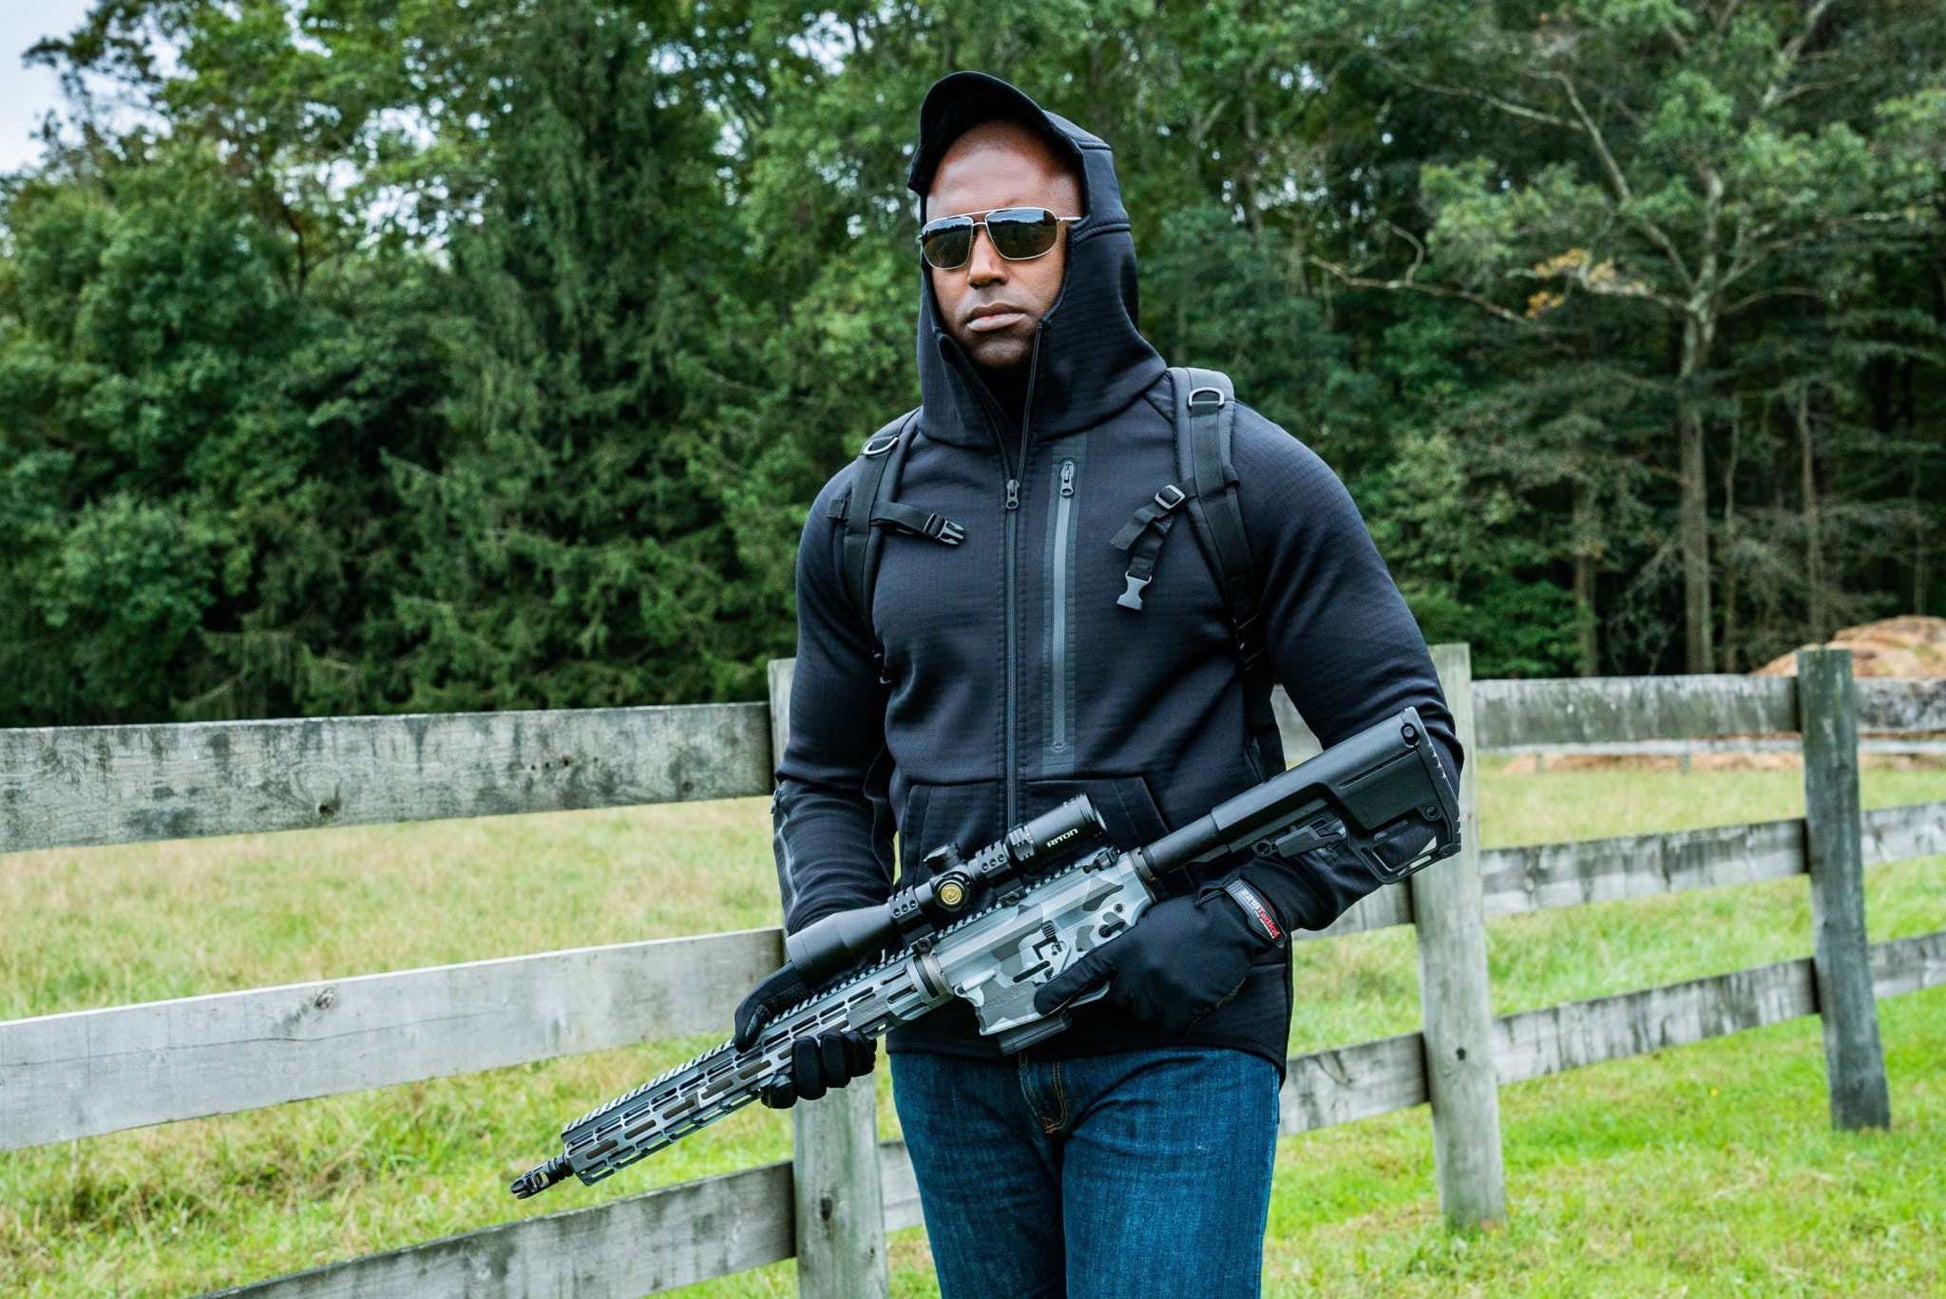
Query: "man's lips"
966 305 1029 333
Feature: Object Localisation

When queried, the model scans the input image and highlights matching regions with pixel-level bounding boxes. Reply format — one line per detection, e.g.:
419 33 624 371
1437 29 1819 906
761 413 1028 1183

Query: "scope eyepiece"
1004 797 1107 869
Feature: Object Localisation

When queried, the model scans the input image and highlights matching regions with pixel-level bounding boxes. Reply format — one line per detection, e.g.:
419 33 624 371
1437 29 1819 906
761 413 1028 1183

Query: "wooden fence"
2 647 1943 1297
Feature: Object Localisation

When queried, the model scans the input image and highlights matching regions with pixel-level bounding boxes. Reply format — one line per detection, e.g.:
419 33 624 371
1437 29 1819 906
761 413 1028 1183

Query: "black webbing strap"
871 499 965 545
838 408 921 617
1108 484 1187 610
1170 366 1283 778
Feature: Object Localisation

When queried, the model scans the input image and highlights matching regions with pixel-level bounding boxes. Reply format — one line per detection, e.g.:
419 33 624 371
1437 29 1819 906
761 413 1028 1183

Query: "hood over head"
906 71 1166 452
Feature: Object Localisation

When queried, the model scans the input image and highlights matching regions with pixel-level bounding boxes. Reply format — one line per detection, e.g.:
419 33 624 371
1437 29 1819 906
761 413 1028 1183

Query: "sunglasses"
916 207 1083 271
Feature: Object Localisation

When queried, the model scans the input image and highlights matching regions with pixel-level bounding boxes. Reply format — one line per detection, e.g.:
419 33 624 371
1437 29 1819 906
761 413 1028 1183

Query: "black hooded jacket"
770 74 1462 1075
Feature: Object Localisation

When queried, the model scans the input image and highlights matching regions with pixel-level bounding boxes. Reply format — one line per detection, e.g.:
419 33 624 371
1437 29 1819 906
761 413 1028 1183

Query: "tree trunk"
1572 479 1599 677
1678 310 1714 673
1798 382 1826 640
1240 95 1267 246
1720 405 1741 672
1917 466 1930 617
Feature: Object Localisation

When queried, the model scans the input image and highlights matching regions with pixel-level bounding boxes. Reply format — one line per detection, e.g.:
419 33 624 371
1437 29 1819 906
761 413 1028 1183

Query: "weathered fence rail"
0 930 781 1149
0 702 774 853
3 652 1943 1299
1471 674 1946 746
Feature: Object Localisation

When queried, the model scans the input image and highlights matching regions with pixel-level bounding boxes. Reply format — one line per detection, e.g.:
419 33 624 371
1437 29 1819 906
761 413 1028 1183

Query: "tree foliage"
2 0 1942 722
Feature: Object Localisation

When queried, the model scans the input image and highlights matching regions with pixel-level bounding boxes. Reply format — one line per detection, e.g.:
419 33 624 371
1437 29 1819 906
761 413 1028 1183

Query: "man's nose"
966 226 1008 284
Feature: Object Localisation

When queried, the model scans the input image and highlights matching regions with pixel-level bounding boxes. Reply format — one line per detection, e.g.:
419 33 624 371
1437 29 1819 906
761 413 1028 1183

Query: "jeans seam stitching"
1017 1056 1044 1131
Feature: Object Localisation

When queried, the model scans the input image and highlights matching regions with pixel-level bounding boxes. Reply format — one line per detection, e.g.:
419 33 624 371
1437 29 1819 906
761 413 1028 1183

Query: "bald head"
925 119 1085 372
923 118 1083 224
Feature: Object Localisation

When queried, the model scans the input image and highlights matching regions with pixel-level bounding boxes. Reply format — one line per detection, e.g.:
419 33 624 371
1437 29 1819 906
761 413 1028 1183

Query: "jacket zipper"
949 330 1044 830
1050 457 1077 757
1003 340 1045 828
1005 472 1020 825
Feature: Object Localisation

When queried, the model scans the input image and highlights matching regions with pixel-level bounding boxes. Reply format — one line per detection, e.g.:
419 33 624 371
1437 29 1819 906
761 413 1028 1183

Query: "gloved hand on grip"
756 1030 877 1109
733 962 812 1052
733 961 878 1108
1030 875 1289 1034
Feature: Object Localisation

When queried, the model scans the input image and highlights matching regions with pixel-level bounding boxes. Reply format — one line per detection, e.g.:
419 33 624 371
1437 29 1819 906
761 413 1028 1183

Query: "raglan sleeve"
1229 409 1465 931
769 465 899 935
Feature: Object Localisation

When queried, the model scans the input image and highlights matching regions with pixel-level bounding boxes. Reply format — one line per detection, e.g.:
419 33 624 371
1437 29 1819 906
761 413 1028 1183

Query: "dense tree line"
1 0 1940 725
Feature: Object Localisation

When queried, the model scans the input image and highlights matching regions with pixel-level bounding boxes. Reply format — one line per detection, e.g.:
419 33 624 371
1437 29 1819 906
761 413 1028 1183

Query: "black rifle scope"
783 797 1108 986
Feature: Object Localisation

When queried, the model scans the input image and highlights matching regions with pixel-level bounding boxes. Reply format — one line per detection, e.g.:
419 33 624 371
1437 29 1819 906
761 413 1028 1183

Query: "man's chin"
962 331 1034 371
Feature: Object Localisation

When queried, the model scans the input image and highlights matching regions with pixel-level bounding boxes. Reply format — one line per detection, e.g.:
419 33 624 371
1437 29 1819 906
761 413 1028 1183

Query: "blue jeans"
889 1046 1281 1299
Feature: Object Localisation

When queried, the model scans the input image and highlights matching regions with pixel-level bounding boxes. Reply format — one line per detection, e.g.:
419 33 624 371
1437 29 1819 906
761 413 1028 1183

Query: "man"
750 71 1462 1298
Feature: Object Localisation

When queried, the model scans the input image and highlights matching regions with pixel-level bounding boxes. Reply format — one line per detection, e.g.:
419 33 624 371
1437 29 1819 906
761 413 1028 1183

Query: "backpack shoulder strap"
831 406 966 683
1169 366 1284 777
1172 367 1253 627
834 407 922 618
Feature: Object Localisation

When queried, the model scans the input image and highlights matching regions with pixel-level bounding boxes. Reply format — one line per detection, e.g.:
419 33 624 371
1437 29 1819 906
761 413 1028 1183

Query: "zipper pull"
1006 478 1020 510
1059 460 1075 497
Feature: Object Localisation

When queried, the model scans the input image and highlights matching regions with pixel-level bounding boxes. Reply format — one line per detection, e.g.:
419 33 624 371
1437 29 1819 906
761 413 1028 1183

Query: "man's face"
925 120 1083 372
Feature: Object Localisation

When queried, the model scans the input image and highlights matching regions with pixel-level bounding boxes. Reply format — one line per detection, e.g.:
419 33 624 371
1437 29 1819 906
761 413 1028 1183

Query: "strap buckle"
1153 483 1187 512
1186 386 1227 414
922 513 965 545
1117 573 1152 611
861 432 900 457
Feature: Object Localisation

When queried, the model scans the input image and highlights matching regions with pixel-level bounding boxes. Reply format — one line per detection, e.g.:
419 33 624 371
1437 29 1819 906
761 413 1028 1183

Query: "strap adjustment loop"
871 499 965 546
1110 480 1191 613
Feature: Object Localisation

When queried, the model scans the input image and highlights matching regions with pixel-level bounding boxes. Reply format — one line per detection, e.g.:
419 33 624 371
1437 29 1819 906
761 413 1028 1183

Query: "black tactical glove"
733 963 877 1109
1030 875 1289 1033
756 1030 877 1109
733 962 812 1052
1235 815 1444 936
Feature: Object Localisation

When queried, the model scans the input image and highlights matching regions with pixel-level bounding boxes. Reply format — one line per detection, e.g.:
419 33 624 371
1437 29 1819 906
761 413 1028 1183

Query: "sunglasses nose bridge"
963 221 1010 276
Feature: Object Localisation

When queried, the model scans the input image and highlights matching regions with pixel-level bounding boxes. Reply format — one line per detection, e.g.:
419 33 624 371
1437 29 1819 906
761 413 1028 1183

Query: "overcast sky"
1 1 102 175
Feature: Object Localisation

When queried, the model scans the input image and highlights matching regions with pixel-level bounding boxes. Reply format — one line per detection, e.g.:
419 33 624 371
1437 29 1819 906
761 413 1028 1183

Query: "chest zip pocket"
1047 456 1082 769
1108 483 1187 611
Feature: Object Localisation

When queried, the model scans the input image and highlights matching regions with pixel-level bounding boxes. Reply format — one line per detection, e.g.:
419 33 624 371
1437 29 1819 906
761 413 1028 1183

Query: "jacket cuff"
1236 859 1334 934
1216 877 1291 947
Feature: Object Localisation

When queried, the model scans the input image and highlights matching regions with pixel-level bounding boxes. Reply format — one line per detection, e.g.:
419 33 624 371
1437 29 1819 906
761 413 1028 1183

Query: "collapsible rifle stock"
510 706 1459 1199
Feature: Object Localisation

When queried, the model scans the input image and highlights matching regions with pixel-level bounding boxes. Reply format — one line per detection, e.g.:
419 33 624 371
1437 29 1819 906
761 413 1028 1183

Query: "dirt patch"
1511 617 1945 773
1751 615 1946 679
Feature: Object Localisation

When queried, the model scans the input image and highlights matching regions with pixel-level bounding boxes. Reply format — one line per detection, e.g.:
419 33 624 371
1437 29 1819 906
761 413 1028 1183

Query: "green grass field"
3 761 1943 1296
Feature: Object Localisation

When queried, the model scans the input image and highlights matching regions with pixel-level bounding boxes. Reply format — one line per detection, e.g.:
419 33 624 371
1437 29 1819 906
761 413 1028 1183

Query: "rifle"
510 706 1458 1199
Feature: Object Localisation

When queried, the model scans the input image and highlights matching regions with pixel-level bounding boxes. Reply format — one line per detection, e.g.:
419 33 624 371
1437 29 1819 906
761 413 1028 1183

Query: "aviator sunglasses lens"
987 208 1059 259
920 221 974 269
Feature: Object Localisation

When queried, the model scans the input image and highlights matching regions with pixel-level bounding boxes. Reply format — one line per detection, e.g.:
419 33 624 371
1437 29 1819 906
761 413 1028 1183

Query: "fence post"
767 659 891 1299
1797 647 1892 1130
1413 643 1507 1228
